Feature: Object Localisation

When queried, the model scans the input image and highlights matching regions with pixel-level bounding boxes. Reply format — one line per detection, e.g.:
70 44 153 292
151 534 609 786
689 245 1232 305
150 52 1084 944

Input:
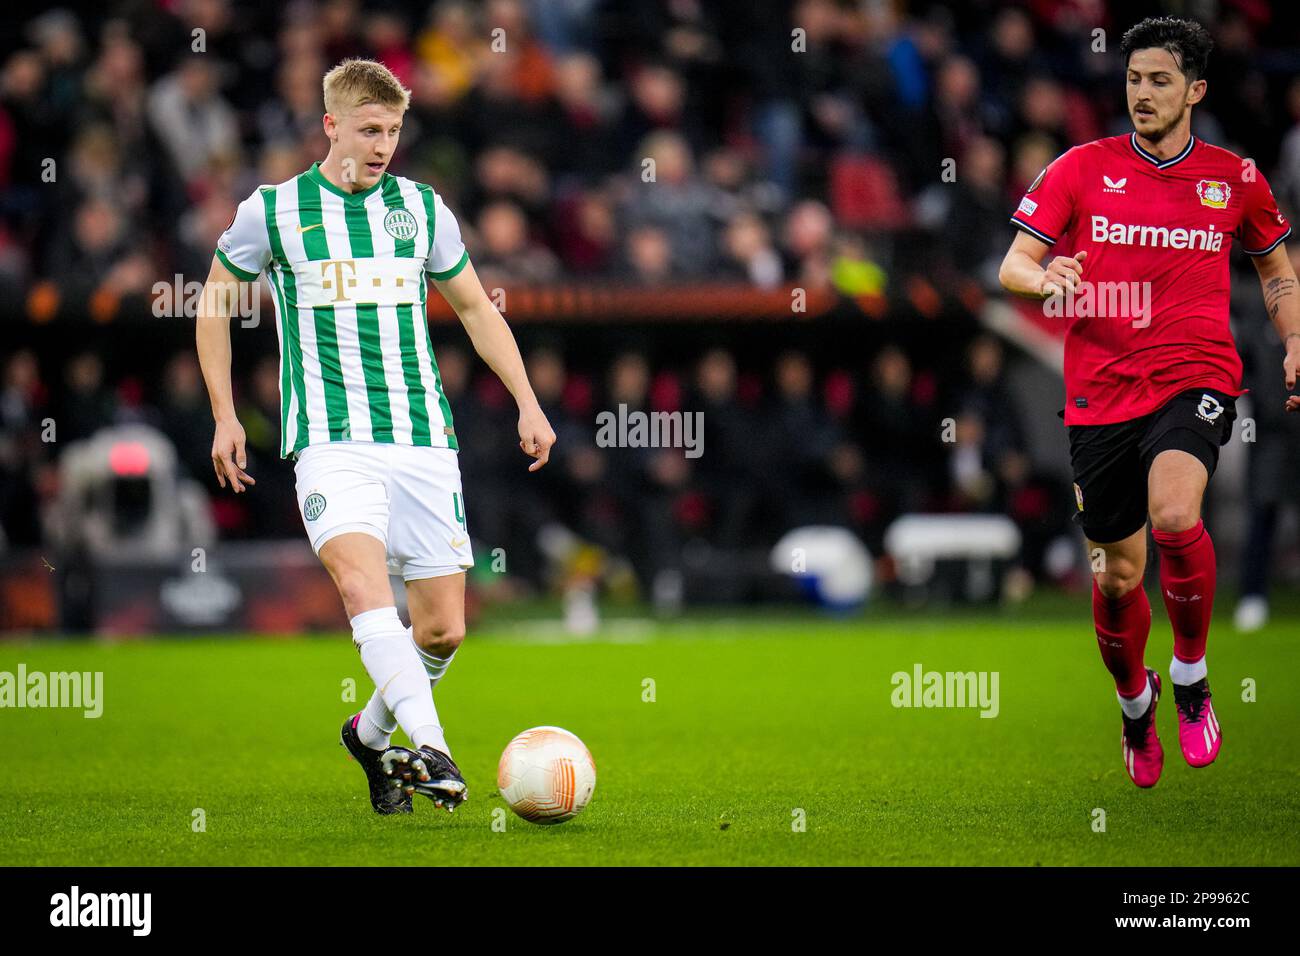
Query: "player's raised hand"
211 418 256 492
1039 250 1087 298
517 404 556 472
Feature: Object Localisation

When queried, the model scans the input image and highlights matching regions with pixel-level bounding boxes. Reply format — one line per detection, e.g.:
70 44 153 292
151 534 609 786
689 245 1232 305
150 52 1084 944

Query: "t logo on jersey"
1196 393 1224 423
321 260 357 302
1196 180 1230 209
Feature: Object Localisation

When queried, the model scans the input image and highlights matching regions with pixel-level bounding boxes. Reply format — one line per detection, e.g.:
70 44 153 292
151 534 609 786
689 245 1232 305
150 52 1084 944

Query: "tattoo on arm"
1264 276 1297 321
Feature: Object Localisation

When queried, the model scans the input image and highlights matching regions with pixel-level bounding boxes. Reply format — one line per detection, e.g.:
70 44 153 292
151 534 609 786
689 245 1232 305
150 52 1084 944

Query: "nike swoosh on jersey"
296 222 324 233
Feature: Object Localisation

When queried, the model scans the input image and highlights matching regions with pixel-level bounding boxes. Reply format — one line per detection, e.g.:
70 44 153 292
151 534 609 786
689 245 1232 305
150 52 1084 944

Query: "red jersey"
1010 132 1291 425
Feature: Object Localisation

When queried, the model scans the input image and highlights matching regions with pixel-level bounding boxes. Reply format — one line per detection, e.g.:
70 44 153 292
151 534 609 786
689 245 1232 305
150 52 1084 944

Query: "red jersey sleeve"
1237 169 1292 256
1009 149 1078 246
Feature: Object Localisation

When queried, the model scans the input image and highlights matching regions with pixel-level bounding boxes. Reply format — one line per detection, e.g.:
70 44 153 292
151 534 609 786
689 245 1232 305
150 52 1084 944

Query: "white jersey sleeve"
215 191 272 281
424 191 470 280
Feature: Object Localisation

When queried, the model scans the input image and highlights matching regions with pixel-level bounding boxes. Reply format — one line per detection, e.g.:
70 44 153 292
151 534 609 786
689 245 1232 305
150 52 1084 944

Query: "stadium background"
1 0 1299 632
2 0 1300 871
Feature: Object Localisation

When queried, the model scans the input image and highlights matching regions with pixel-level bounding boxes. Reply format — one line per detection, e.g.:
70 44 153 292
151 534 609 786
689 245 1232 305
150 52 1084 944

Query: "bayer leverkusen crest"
1196 180 1230 209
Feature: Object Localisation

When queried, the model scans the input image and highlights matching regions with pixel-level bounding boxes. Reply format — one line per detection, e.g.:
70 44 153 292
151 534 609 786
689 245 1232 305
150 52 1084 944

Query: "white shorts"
294 441 474 581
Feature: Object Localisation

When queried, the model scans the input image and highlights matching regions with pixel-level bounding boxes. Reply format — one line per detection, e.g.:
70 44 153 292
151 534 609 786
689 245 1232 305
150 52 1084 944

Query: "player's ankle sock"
1118 681 1152 719
1153 519 1216 666
411 723 450 756
350 607 441 747
1093 578 1152 701
1169 654 1208 686
357 691 396 750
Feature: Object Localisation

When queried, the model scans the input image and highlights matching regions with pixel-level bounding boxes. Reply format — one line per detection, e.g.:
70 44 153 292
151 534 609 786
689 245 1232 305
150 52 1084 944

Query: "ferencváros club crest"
1196 180 1230 209
383 208 419 241
303 492 327 521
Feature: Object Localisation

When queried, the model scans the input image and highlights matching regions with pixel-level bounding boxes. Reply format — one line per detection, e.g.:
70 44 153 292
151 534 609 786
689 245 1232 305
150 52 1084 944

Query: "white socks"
1118 682 1152 719
415 644 457 688
350 608 444 755
1117 659 1205 719
1169 655 1207 686
353 618 458 755
1117 659 1205 718
408 643 456 755
356 694 397 750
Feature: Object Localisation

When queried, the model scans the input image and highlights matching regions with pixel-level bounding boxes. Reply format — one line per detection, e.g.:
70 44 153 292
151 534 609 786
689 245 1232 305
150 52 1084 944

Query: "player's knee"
1094 552 1143 597
1149 501 1199 534
412 620 465 656
1095 570 1141 599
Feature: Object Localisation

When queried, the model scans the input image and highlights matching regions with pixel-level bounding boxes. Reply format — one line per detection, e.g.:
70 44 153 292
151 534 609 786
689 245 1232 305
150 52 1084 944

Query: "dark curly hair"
1120 17 1214 82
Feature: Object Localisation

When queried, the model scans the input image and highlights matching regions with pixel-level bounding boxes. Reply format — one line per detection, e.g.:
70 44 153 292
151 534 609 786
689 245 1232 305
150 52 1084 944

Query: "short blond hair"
322 59 411 116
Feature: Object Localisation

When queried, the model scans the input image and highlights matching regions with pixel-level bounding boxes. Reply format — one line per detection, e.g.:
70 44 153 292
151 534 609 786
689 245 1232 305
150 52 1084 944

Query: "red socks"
1092 577 1152 698
1092 520 1216 698
1152 519 1216 664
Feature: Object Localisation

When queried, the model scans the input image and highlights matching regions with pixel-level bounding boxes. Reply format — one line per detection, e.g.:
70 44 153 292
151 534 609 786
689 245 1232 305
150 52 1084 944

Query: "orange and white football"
497 726 596 824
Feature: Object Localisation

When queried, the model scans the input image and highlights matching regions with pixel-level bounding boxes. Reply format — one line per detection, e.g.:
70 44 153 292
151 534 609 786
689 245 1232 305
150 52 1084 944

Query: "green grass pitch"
1 606 1297 866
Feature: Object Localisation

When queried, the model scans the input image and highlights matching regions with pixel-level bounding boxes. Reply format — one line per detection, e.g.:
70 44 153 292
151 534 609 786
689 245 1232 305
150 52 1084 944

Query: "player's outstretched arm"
434 262 557 471
195 255 257 492
999 231 1087 299
1251 244 1300 413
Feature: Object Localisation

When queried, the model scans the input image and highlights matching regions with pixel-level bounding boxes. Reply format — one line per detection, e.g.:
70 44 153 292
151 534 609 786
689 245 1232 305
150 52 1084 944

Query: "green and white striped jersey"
214 162 470 458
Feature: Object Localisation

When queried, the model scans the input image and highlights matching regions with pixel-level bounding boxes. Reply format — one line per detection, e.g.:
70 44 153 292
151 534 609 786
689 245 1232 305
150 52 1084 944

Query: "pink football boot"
1120 669 1164 788
1173 677 1221 768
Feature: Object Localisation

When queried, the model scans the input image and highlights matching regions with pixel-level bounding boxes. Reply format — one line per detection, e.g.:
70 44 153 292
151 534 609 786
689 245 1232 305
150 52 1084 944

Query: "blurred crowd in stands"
3 1 1298 302
2 333 1071 593
2 1 1300 598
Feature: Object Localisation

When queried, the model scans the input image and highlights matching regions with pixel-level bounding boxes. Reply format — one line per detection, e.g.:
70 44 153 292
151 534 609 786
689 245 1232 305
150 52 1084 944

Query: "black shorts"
1065 388 1238 543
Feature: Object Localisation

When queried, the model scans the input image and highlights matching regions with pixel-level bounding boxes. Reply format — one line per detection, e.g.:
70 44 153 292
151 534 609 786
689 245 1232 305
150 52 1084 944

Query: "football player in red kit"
999 17 1300 787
